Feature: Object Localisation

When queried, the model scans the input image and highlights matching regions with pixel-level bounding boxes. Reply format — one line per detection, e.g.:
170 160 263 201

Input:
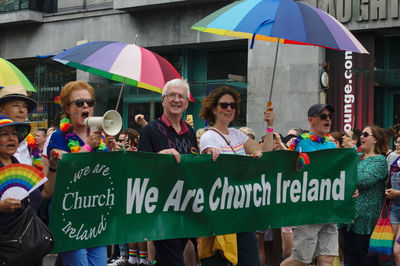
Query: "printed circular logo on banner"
60 163 114 241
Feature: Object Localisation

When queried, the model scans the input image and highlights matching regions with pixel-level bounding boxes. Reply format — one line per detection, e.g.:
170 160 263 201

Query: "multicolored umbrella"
192 0 368 105
52 41 190 108
0 58 37 92
192 0 367 53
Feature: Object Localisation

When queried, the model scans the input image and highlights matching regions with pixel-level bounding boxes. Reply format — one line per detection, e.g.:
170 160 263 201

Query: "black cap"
307 104 335 117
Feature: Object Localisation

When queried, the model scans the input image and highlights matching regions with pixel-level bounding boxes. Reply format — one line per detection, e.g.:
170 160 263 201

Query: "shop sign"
308 0 399 23
343 51 354 133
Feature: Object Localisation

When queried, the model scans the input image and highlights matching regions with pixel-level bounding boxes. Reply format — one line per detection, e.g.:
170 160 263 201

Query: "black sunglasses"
70 98 95 107
218 102 237 109
313 113 334 120
361 131 374 138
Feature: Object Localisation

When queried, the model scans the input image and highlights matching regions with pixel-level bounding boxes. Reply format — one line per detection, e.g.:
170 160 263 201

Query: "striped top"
200 127 248 156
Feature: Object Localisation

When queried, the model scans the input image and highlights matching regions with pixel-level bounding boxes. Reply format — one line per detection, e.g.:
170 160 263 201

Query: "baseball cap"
307 104 335 117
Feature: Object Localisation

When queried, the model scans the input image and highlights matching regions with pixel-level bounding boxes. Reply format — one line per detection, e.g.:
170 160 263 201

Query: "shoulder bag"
368 198 395 257
0 201 54 265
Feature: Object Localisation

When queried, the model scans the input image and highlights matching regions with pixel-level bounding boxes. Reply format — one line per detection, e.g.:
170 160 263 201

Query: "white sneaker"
107 257 128 266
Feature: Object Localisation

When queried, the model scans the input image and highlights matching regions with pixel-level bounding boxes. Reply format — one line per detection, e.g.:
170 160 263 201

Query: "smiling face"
342 131 355 146
66 89 94 128
360 126 377 153
308 109 332 137
0 126 19 159
0 100 28 122
213 94 236 125
162 85 189 118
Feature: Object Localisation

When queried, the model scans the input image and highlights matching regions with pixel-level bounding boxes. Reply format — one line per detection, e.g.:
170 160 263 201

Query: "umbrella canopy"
0 58 37 92
52 41 184 95
192 0 368 54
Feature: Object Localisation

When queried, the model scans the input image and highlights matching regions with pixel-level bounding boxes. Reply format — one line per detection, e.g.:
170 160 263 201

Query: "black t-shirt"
138 118 198 154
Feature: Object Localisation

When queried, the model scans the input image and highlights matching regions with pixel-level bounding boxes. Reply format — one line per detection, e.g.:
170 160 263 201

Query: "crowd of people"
1 78 400 266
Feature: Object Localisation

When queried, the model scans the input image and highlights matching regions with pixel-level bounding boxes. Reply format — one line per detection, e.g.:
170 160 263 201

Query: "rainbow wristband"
266 127 273 133
83 143 93 152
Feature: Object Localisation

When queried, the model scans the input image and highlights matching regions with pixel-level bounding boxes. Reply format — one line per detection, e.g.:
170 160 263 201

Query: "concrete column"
247 40 325 139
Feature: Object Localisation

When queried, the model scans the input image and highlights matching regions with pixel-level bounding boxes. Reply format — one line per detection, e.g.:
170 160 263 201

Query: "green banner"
49 149 358 253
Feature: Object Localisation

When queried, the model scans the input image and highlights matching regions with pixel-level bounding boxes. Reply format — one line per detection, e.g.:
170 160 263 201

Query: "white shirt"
14 139 32 165
200 128 248 155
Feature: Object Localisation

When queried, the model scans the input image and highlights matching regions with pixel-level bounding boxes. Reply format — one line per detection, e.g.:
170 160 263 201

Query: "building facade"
0 0 399 138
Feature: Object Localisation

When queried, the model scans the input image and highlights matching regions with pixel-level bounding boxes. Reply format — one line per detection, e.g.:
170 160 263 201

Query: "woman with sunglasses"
46 80 108 266
340 125 390 266
197 86 273 266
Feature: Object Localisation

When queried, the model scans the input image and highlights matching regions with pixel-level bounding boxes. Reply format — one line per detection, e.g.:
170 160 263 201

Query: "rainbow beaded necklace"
60 118 106 153
288 132 330 151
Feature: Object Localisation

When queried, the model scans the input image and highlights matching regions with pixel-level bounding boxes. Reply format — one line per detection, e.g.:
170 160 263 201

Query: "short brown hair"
60 81 95 117
199 86 241 125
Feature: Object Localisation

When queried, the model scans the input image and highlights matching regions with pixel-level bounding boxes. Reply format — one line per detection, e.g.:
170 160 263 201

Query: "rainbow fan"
0 164 47 201
296 152 310 171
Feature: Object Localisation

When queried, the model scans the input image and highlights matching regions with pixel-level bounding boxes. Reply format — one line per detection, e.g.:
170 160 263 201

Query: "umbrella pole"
267 38 280 109
115 77 126 111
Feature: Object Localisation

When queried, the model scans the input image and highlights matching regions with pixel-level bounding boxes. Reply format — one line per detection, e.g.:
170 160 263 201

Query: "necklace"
27 134 44 170
60 118 106 153
288 132 330 151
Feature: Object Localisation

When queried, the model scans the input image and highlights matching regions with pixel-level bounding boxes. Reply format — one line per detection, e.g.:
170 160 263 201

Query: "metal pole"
268 38 280 104
115 77 126 110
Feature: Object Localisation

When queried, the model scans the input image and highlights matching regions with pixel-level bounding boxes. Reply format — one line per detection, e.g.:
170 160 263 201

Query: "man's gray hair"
162 79 190 100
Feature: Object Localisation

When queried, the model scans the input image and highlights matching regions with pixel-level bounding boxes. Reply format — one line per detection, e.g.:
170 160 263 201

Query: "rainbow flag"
54 96 61 106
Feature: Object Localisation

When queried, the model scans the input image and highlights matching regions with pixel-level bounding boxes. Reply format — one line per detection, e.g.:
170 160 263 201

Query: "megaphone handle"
90 126 100 133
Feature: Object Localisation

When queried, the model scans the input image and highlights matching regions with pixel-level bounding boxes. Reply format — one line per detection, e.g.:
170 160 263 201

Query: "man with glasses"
138 79 198 266
282 103 337 266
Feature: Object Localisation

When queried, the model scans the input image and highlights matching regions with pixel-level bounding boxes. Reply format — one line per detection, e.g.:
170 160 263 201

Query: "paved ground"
43 254 57 266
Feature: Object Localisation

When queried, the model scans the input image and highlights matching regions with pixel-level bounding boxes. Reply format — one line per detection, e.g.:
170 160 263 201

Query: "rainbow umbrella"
192 0 368 106
52 41 190 109
0 58 37 92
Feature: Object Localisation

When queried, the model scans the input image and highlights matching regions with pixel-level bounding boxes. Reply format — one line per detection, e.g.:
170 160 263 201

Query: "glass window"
11 57 76 127
207 49 247 80
0 0 57 13
389 37 400 69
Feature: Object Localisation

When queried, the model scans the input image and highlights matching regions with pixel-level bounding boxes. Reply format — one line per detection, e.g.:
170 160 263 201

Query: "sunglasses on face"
70 98 95 108
361 131 374 138
313 113 334 120
217 102 237 110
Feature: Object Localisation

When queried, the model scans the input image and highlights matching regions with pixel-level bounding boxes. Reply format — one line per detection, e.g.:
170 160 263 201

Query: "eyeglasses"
69 98 95 107
165 93 187 101
217 102 237 110
313 113 334 120
361 131 374 138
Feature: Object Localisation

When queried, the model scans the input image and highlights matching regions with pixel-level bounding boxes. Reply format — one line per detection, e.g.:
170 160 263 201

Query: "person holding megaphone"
46 80 114 266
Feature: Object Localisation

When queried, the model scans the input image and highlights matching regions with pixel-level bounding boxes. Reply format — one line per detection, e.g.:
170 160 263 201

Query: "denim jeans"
60 246 107 266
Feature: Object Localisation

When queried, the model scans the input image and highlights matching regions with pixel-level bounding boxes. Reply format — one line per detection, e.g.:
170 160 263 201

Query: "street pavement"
43 254 57 266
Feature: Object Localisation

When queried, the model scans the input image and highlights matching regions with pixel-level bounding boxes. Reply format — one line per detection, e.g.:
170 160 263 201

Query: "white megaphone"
84 110 122 136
